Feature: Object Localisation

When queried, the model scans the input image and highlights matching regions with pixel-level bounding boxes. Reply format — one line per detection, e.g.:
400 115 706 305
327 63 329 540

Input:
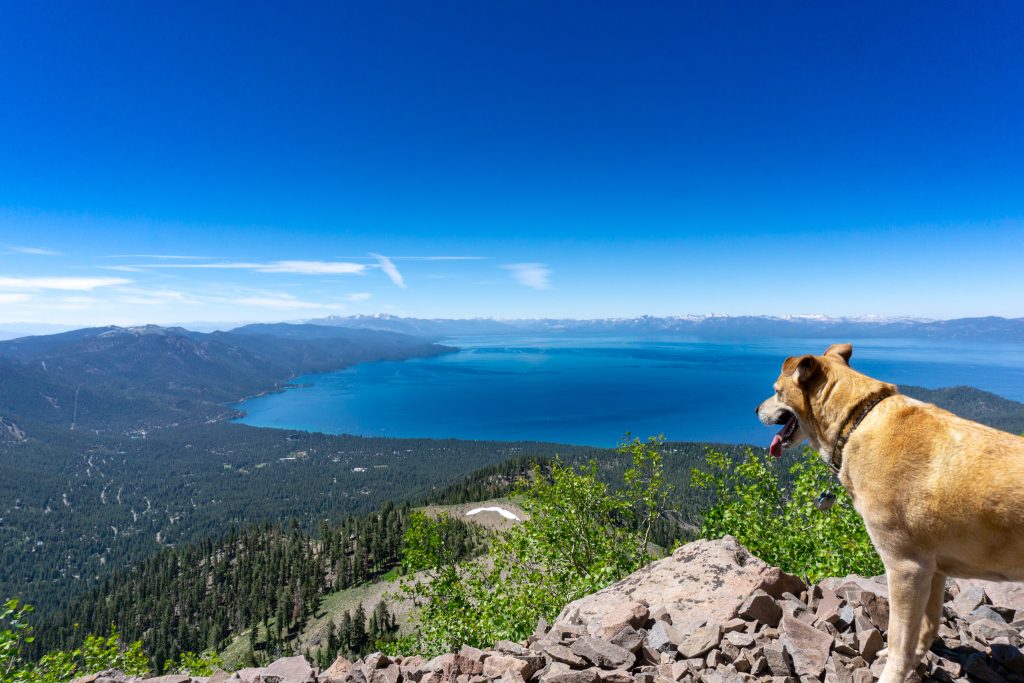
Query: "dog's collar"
829 387 897 473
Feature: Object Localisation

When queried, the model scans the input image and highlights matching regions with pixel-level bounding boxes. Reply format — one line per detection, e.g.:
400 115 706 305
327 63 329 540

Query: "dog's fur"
757 344 1024 683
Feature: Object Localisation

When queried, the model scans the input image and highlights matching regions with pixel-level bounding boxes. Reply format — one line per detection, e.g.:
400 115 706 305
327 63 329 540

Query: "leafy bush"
169 650 224 676
1 602 149 683
690 447 883 582
397 437 670 656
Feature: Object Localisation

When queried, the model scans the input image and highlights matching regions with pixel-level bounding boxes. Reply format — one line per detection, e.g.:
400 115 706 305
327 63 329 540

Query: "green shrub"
690 446 883 582
1 602 149 683
169 651 224 676
398 437 670 656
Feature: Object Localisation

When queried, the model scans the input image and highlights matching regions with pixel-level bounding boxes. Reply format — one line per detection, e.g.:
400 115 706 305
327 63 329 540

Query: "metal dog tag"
815 490 837 511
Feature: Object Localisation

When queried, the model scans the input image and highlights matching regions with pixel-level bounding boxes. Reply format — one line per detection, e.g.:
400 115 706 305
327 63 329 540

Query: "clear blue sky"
1 1 1022 326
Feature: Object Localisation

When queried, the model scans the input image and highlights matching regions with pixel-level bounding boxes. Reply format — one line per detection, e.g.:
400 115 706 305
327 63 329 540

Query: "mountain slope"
0 324 452 432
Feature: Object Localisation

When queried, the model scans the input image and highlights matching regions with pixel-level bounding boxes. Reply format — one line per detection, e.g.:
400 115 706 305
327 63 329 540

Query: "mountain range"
307 314 1024 341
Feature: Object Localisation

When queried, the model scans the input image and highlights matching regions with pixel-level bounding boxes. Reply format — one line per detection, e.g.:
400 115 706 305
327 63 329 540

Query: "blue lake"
234 337 1024 447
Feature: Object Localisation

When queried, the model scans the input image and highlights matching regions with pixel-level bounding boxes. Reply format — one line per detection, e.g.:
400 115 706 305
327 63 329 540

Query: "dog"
756 343 1024 683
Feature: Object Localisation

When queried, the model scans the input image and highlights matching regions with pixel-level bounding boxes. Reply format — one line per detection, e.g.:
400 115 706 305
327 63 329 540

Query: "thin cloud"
370 253 407 288
234 294 348 310
0 276 131 291
347 292 372 302
107 254 220 260
7 245 61 256
0 293 32 303
114 260 368 274
502 263 552 290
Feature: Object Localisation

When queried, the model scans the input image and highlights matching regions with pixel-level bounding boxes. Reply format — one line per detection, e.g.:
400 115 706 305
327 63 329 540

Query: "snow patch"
466 506 520 521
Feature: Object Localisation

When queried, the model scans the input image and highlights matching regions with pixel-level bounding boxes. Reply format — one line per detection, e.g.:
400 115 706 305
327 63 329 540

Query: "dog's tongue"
769 434 783 459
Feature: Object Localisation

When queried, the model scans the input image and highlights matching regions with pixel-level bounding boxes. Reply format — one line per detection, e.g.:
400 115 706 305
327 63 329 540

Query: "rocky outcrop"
73 536 1024 683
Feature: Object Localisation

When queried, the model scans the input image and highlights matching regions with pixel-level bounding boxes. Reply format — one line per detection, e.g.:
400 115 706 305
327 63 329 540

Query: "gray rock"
676 623 722 659
539 667 600 683
737 590 782 628
971 618 1018 643
645 622 681 654
854 628 883 663
542 644 588 668
968 605 1008 625
570 637 636 670
763 645 793 677
779 613 834 677
609 625 644 653
951 586 989 618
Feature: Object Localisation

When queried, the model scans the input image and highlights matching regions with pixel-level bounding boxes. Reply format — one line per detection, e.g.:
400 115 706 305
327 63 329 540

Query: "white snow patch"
466 506 520 521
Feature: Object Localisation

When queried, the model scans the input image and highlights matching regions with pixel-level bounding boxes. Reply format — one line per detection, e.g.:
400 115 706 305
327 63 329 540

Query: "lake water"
234 337 1024 447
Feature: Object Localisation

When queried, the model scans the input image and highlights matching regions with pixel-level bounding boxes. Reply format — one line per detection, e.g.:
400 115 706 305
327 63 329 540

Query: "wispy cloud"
6 245 61 256
502 263 552 290
112 260 368 274
347 292 372 302
107 254 220 260
233 293 348 310
370 253 407 288
0 293 32 303
0 276 131 291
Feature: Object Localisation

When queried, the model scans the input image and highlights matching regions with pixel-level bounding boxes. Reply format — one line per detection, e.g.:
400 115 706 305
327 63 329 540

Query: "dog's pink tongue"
769 434 783 458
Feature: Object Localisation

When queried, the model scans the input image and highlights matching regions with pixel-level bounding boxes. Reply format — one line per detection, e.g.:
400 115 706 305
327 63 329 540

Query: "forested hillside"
0 324 451 432
35 502 484 672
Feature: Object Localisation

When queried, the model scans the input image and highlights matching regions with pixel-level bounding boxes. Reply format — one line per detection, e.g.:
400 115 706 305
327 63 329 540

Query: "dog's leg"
879 560 933 683
915 571 946 658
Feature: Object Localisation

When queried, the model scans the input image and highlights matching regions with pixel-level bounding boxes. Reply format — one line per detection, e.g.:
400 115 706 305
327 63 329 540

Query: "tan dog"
756 343 1024 683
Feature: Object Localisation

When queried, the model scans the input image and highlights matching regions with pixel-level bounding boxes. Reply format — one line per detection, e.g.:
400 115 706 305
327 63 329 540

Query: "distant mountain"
0 324 451 433
308 313 1024 342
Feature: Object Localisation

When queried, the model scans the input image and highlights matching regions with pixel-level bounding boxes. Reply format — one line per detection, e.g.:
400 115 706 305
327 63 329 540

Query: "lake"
234 336 1024 447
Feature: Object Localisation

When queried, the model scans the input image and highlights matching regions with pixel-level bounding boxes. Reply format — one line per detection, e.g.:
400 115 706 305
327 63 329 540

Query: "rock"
970 618 1018 642
851 669 873 683
854 629 883 663
990 643 1024 675
820 575 889 600
762 645 793 677
368 664 399 683
570 637 636 670
144 677 191 683
737 590 782 627
609 625 644 653
483 655 535 681
542 644 588 668
645 622 682 654
676 623 722 659
779 613 834 677
539 667 600 683
460 646 488 662
968 604 1008 625
262 657 315 683
233 669 263 683
588 601 651 640
496 641 530 656
322 657 353 682
952 585 990 618
595 670 632 683
556 537 802 633
955 579 1024 615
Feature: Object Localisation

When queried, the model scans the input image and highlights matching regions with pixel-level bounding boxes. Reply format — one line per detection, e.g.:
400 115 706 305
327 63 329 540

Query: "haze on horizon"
1 2 1023 328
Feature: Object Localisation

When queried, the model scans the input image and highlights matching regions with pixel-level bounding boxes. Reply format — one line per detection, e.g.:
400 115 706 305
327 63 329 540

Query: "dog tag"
815 490 837 511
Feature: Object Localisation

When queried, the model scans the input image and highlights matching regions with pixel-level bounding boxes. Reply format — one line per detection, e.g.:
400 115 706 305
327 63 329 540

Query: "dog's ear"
782 354 819 386
824 343 853 364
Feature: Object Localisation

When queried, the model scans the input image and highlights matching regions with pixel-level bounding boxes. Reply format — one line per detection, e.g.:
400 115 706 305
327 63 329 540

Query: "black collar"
829 387 897 473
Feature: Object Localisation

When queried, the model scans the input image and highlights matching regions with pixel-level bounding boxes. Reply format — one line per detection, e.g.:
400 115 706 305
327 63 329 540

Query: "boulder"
261 657 315 683
555 537 802 634
322 657 353 682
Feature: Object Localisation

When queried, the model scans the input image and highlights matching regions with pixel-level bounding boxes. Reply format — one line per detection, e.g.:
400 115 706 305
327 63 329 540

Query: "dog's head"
756 343 854 458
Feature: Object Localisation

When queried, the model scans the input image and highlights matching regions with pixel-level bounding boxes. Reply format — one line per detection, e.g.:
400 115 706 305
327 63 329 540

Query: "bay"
233 336 1024 447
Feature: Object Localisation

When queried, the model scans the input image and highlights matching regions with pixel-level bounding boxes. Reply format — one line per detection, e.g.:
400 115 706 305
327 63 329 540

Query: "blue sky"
1 1 1022 326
